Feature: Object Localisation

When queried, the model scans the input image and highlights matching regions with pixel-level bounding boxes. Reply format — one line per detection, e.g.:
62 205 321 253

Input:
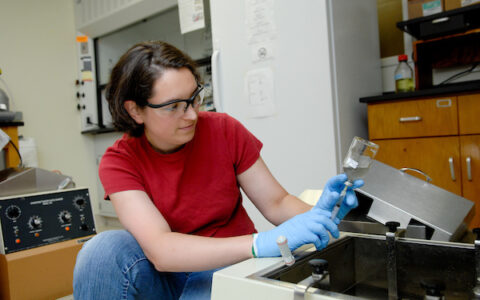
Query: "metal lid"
356 160 473 241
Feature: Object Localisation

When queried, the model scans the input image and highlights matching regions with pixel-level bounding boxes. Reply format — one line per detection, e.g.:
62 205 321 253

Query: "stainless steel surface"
338 220 427 239
0 149 5 170
475 239 480 297
399 167 432 182
250 234 475 299
356 160 473 241
386 232 397 300
0 167 75 197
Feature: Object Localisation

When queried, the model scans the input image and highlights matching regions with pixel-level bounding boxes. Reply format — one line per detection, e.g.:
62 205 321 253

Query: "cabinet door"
461 135 480 228
458 93 480 135
374 137 462 195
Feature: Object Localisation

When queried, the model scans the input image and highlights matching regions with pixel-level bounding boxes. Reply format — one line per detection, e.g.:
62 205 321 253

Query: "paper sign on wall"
245 68 276 118
245 0 276 45
178 0 205 34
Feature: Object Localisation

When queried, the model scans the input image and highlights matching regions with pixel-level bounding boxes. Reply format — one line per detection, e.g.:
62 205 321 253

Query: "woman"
73 40 362 300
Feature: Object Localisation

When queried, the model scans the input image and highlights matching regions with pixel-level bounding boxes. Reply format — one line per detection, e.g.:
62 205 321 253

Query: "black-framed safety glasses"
145 84 205 114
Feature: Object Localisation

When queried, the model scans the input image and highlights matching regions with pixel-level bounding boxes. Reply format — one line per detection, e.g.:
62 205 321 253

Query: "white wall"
0 1 99 214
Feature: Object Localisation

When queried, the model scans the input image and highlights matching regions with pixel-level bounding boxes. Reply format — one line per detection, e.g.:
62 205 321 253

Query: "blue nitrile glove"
315 174 364 224
254 209 339 257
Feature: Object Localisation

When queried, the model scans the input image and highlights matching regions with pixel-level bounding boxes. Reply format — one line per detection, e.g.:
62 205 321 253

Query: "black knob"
420 280 445 296
309 259 328 275
6 206 21 220
80 224 89 231
29 216 42 229
473 228 480 240
60 211 72 223
386 221 400 233
76 92 80 98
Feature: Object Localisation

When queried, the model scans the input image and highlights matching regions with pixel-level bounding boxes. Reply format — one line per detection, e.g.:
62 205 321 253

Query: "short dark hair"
105 40 200 137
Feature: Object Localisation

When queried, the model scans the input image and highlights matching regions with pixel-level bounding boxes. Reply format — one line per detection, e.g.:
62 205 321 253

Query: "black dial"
59 211 72 223
73 196 87 210
5 205 21 220
28 216 43 229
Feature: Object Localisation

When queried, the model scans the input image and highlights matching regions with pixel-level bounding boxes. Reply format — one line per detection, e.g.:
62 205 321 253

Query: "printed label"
436 99 452 108
422 0 442 16
344 157 359 169
462 0 480 6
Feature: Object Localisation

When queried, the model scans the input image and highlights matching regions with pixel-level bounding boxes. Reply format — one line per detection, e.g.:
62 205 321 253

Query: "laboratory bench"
360 85 480 228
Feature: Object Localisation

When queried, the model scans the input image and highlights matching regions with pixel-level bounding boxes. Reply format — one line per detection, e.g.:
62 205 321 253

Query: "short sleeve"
223 114 263 175
98 142 146 199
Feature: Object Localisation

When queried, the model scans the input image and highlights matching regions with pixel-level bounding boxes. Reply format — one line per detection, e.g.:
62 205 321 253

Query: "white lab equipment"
210 0 382 231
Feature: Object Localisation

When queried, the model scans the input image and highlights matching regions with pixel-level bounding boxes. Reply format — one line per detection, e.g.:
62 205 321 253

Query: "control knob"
5 205 21 220
73 196 87 210
28 216 43 229
59 210 72 223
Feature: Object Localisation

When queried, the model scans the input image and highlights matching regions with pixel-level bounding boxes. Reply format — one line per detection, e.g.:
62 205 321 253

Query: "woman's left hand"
314 174 364 224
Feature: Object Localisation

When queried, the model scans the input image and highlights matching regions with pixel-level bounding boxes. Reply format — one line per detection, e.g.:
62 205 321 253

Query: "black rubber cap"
309 259 328 275
386 221 401 233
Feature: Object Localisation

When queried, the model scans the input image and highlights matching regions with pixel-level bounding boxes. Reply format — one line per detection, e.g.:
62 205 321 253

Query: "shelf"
359 80 480 103
81 126 116 135
397 3 480 40
0 121 24 127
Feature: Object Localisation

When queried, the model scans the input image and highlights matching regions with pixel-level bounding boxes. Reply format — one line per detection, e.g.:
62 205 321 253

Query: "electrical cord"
438 62 480 86
8 139 23 168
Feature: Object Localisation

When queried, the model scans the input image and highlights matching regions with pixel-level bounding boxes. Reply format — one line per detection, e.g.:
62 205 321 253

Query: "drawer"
368 97 458 139
458 93 480 135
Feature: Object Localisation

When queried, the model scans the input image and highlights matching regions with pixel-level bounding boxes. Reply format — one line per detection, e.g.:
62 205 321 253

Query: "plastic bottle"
394 54 414 93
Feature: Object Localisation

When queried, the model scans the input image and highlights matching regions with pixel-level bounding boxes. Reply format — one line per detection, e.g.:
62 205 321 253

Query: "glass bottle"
394 54 414 93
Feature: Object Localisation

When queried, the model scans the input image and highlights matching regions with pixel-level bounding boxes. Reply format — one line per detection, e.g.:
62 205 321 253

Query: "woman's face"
131 67 199 153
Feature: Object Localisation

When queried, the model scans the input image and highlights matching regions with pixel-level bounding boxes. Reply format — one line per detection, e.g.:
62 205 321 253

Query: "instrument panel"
0 187 96 254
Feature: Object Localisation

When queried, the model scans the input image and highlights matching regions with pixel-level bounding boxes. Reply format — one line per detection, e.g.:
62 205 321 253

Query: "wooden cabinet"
374 137 462 195
367 93 480 228
458 94 480 134
461 135 480 227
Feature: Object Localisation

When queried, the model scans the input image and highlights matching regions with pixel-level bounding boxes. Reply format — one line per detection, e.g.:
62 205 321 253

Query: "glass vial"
394 54 414 93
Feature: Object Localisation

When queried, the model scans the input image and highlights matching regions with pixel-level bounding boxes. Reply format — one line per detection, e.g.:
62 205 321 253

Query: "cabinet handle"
400 167 432 182
432 17 450 24
467 157 472 181
399 116 422 122
449 157 456 181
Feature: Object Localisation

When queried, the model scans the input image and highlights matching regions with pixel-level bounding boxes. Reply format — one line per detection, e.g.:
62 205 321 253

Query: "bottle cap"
398 54 408 62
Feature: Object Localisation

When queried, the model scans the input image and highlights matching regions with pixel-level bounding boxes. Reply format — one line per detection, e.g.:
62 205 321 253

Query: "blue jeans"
73 230 220 300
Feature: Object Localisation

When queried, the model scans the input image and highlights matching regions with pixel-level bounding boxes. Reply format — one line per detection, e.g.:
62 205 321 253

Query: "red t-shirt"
99 112 262 238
